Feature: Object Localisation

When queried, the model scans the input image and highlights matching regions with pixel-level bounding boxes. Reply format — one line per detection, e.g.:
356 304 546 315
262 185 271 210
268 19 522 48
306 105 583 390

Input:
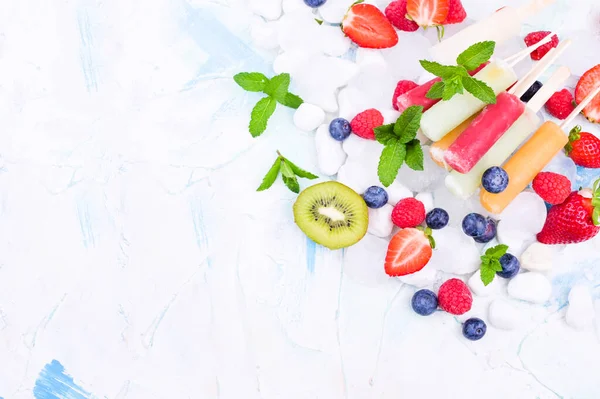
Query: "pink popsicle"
396 62 489 113
444 92 526 174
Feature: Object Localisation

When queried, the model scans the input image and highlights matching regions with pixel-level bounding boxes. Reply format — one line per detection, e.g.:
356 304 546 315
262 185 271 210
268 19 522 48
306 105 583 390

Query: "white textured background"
0 0 600 398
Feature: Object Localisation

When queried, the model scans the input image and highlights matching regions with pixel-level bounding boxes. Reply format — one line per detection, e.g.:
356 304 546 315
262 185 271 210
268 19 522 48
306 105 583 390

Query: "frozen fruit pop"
446 66 570 199
430 0 556 65
481 83 600 214
444 92 526 173
429 115 478 168
397 63 489 113
420 61 518 142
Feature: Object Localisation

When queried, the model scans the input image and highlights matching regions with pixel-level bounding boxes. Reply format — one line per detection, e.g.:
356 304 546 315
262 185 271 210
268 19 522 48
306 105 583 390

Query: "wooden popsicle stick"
527 66 571 112
509 39 572 97
560 83 600 129
505 31 558 66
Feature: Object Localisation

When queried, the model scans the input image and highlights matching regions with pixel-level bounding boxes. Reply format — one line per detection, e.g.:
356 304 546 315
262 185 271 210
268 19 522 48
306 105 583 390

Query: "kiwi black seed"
293 181 369 249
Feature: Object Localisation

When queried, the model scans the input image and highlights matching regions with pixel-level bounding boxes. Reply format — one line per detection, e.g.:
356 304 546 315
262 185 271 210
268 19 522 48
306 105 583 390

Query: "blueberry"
329 118 352 141
411 289 438 316
462 213 487 237
497 253 520 278
363 186 388 208
520 80 542 103
482 166 509 194
474 218 497 243
462 318 487 341
426 208 449 230
303 0 327 8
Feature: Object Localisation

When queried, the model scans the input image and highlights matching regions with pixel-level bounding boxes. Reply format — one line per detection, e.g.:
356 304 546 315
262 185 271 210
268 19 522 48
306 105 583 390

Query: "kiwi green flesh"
293 181 368 249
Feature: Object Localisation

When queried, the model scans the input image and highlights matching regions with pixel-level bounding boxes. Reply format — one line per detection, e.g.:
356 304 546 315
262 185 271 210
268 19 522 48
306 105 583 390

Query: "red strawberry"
342 4 398 49
350 109 384 140
384 228 433 276
444 0 467 24
407 0 449 27
575 64 600 123
524 31 559 61
565 125 600 168
385 0 419 32
545 89 575 120
532 172 572 205
392 197 426 228
437 278 472 315
392 80 418 110
537 181 600 245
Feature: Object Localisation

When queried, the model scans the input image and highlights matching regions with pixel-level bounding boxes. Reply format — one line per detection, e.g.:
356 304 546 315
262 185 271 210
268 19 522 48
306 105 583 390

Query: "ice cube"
315 124 347 176
337 159 378 194
346 59 396 111
294 103 325 131
468 271 500 297
543 151 578 187
386 180 413 206
507 272 552 304
273 51 310 75
367 204 394 238
415 192 434 213
318 0 355 24
380 33 432 82
432 185 491 228
397 266 439 288
249 0 282 21
427 226 481 275
277 9 322 53
320 25 352 57
250 18 279 50
282 0 304 13
566 285 595 330
396 146 446 192
497 191 547 256
519 242 554 272
576 165 600 192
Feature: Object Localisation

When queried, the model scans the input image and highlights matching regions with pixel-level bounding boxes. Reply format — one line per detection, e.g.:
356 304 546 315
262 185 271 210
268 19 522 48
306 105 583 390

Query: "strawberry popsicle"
420 61 518 142
429 115 478 168
444 92 526 174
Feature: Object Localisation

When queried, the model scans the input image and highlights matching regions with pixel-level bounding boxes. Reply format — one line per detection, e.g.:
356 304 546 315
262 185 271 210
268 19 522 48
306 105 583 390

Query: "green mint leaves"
592 178 600 226
234 72 304 137
257 151 318 193
480 244 509 286
374 106 425 187
421 41 497 104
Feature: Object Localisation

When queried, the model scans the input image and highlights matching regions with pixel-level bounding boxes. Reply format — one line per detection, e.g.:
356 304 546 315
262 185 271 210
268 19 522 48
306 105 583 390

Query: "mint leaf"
442 81 459 101
286 159 318 179
490 259 504 272
485 244 508 258
419 60 462 79
374 124 396 145
281 160 295 178
315 18 323 25
405 139 424 171
480 266 496 286
378 140 406 187
426 81 445 99
234 72 269 92
249 97 277 137
283 175 300 193
264 73 291 103
462 76 496 104
281 92 303 109
457 41 495 71
479 244 509 286
257 158 282 191
394 106 423 143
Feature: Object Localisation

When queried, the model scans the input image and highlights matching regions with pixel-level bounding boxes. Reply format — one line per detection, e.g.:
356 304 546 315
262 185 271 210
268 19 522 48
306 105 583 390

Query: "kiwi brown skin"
293 181 369 250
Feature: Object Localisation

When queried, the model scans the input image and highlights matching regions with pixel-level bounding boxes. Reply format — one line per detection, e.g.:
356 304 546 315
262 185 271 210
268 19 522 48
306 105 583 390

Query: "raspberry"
545 89 576 120
532 172 572 205
524 31 559 61
392 80 418 110
438 278 472 315
445 0 467 24
391 198 426 228
350 109 384 140
385 0 419 32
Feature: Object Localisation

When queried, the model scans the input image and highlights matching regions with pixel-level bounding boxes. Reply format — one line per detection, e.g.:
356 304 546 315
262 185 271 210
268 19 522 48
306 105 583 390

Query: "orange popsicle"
480 121 569 214
429 115 478 168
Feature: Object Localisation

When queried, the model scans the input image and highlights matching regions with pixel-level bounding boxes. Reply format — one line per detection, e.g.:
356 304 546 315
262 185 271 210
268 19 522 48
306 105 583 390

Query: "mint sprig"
480 244 509 286
592 178 600 226
234 72 304 137
420 41 497 104
257 151 318 193
374 106 425 187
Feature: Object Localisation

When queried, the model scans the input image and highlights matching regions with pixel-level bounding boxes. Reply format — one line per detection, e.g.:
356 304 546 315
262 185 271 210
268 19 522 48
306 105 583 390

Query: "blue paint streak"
306 237 316 273
76 8 98 92
34 360 91 399
76 201 95 248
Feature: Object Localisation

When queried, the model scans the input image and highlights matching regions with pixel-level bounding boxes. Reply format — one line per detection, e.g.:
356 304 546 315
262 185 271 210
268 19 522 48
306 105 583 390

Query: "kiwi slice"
293 181 368 250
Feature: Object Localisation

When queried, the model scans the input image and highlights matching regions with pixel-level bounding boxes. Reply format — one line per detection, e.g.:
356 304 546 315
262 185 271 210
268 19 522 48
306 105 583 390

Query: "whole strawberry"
350 109 384 140
537 179 600 245
438 278 472 315
565 125 600 168
532 171 571 205
575 64 600 123
545 89 575 120
392 197 426 228
392 80 418 110
524 31 559 61
385 0 419 32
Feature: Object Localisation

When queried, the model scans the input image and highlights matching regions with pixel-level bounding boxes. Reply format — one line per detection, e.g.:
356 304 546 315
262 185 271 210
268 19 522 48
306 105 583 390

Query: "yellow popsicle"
480 121 568 214
429 115 478 169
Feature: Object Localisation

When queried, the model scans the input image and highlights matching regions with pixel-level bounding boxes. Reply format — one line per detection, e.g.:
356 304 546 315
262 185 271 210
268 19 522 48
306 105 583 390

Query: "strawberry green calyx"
417 226 436 249
592 178 600 226
565 125 582 155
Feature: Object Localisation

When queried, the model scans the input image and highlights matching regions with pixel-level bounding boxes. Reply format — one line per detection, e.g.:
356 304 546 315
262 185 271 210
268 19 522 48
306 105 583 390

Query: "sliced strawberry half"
342 3 399 49
384 228 434 277
575 64 600 123
407 0 449 27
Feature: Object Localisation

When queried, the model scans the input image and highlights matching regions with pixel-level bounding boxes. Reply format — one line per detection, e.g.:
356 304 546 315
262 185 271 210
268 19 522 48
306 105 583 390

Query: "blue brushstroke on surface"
34 360 91 399
306 237 316 273
76 201 95 248
76 8 98 92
